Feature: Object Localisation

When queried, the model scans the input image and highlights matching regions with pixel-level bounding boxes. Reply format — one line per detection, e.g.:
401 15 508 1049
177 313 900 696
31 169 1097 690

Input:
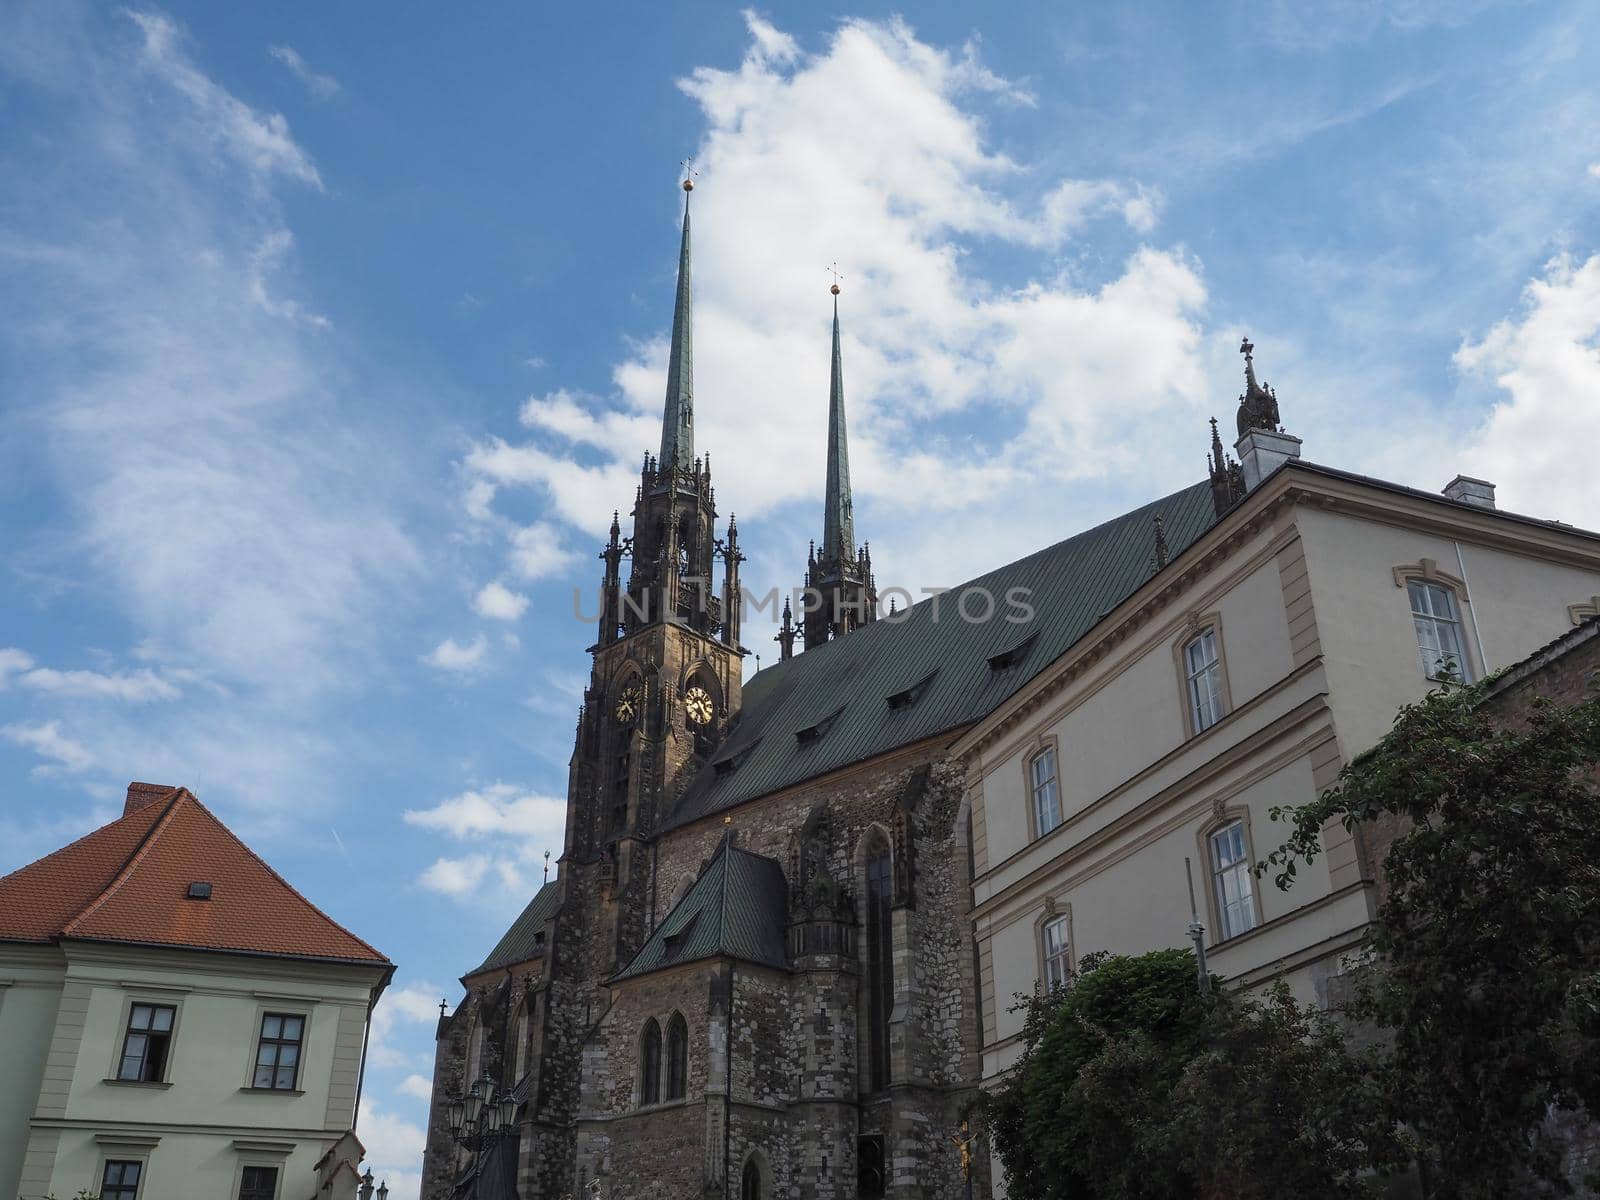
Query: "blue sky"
2 1 1598 1191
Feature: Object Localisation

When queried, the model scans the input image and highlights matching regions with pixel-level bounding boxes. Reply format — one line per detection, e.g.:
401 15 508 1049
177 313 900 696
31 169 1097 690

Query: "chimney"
1442 475 1496 510
125 781 177 816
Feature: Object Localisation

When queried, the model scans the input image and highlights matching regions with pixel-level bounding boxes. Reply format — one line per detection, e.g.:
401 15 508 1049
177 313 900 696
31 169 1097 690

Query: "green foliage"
1263 682 1600 1196
986 951 1399 1200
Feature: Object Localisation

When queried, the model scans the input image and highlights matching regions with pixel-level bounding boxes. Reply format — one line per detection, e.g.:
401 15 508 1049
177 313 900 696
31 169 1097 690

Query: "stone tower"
571 177 746 973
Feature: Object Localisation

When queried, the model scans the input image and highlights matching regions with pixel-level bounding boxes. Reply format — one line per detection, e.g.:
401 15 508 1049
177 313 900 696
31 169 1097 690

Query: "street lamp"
376 1182 388 1200
445 1073 519 1150
359 1169 374 1200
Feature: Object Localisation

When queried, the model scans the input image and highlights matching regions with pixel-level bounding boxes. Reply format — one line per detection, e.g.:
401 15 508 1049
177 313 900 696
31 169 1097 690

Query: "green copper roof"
664 480 1219 830
658 195 695 472
467 880 560 976
822 294 855 561
611 838 788 982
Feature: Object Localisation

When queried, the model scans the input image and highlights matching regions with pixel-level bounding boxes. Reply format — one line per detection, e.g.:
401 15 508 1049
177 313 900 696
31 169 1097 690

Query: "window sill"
239 1086 306 1096
102 1077 172 1090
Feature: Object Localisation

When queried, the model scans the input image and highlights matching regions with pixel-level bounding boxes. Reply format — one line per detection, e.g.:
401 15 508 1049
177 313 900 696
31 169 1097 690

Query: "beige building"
0 783 394 1200
959 366 1600 1190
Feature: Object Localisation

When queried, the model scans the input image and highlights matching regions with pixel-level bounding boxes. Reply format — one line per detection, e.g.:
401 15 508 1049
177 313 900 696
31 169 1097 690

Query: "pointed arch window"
741 1158 762 1200
864 831 894 1091
639 1018 661 1106
665 1013 688 1100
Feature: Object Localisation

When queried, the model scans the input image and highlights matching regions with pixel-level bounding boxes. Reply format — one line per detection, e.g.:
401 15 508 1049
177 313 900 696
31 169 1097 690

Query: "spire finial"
681 158 698 192
827 261 843 296
1236 334 1281 438
658 175 696 471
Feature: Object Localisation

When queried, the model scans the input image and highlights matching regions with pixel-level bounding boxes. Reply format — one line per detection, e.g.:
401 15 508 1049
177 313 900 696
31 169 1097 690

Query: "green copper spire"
658 179 695 473
822 285 855 561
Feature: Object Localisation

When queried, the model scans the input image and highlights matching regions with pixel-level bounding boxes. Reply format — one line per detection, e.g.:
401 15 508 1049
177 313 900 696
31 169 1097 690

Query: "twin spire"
658 178 697 473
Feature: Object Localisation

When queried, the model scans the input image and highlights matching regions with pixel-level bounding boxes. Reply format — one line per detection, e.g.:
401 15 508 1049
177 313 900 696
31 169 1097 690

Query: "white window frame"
1184 628 1226 733
1407 579 1473 682
1029 745 1062 837
1208 819 1258 941
1040 914 1072 990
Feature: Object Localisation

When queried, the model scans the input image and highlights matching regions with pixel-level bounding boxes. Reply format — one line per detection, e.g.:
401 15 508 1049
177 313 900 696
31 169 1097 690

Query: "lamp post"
444 1071 520 1152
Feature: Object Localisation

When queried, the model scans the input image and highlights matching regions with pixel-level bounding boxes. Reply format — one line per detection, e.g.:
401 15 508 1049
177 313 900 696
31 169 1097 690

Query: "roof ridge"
176 794 391 963
60 788 188 937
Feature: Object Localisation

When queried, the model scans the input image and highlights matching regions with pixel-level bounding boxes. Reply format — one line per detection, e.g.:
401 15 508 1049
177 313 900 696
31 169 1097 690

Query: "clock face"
684 685 714 727
614 685 641 723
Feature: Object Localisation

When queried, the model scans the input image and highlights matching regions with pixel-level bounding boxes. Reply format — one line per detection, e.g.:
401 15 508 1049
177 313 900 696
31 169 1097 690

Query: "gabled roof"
0 786 390 965
467 880 561 977
664 480 1218 829
611 838 787 982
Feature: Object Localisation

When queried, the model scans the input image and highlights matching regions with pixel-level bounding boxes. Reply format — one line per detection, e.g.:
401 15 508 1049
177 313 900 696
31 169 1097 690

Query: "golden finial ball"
682 178 694 192
830 283 840 295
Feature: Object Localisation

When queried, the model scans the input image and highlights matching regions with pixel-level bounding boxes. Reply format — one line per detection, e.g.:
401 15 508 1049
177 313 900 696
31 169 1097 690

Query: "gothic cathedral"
422 178 994 1200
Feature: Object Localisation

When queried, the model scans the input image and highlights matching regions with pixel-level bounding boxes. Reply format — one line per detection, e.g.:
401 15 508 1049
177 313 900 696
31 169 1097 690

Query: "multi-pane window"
101 1160 142 1200
1041 915 1071 990
117 1003 174 1082
640 1019 661 1105
665 1014 688 1101
238 1165 277 1200
864 834 894 1092
253 1013 304 1090
1209 821 1257 940
1408 580 1472 682
1030 748 1062 836
1184 629 1225 732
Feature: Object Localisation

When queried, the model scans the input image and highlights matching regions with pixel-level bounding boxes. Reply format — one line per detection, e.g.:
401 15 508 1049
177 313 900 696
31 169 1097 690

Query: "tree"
1263 682 1600 1196
987 950 1400 1200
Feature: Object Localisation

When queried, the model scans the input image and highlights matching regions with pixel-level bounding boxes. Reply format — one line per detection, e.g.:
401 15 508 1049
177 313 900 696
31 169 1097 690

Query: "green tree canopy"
1263 682 1600 1196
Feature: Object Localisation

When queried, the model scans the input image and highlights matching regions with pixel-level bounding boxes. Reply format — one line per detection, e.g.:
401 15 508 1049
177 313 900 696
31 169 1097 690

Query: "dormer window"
795 708 845 747
886 670 937 710
987 634 1038 672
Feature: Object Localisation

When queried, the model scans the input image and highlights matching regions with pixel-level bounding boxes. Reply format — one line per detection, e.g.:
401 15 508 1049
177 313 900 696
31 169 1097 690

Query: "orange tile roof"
0 785 389 965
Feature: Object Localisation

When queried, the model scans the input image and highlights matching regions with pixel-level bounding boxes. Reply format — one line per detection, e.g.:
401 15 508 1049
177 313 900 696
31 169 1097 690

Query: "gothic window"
741 1158 761 1200
1184 628 1226 732
1209 820 1257 940
1041 914 1072 990
466 1018 483 1084
1029 747 1062 837
864 831 894 1092
665 1013 688 1100
1408 580 1472 682
639 1018 661 1105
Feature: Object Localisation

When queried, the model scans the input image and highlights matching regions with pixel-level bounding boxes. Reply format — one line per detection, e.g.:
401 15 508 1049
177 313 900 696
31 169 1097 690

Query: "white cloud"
1455 253 1600 521
356 1095 426 1200
421 635 489 675
267 44 340 99
507 521 581 581
472 581 529 621
1589 162 1600 180
406 783 566 902
0 648 34 686
398 1073 435 1101
463 13 1207 597
16 666 180 702
367 982 445 1070
403 782 565 839
2 721 97 774
128 12 322 188
417 853 491 897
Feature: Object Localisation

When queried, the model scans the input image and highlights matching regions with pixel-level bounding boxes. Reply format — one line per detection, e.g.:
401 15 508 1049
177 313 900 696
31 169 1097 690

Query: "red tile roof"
0 785 390 965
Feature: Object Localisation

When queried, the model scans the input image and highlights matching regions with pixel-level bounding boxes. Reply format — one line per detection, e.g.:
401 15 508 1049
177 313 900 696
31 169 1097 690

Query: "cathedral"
419 178 1259 1200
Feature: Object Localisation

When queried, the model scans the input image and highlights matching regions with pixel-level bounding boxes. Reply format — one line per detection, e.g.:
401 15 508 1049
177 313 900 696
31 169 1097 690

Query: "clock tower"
560 176 746 978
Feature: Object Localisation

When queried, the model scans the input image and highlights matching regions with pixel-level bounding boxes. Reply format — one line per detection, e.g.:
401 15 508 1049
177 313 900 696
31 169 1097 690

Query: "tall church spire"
822 283 855 562
801 277 876 652
658 177 696 473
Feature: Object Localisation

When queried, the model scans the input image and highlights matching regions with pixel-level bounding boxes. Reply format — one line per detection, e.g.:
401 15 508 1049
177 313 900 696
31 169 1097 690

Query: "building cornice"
953 463 1600 763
